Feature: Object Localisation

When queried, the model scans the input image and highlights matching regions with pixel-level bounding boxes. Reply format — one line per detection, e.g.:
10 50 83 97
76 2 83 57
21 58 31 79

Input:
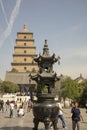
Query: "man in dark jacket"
71 102 83 130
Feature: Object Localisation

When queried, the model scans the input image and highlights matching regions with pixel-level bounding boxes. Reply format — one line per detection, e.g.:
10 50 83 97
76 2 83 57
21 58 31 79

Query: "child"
18 105 25 117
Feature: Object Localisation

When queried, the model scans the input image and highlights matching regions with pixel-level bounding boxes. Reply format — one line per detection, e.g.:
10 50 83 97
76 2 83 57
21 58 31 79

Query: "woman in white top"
57 102 67 130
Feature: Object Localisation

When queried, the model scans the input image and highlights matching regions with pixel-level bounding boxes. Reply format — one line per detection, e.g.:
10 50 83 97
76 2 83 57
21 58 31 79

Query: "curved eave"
17 32 33 35
34 55 55 62
11 62 37 66
14 46 36 49
16 39 34 41
13 54 37 57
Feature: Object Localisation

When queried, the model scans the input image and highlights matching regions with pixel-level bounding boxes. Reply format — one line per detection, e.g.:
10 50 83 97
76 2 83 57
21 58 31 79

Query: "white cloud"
0 0 8 25
0 0 22 48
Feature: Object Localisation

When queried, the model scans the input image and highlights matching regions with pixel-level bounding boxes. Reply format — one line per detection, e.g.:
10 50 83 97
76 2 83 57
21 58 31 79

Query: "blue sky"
0 0 87 80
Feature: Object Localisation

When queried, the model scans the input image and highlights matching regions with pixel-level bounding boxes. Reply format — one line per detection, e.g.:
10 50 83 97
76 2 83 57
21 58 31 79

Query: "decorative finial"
22 24 28 32
24 24 27 29
43 40 49 56
45 40 47 44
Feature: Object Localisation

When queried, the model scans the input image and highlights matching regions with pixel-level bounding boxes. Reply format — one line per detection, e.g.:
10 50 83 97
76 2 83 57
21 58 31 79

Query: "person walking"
9 101 15 118
71 102 83 130
5 100 10 116
50 102 68 130
0 100 4 112
27 99 32 112
57 102 68 130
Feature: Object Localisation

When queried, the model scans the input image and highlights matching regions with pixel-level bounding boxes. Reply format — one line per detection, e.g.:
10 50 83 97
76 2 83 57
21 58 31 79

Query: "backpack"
72 108 80 122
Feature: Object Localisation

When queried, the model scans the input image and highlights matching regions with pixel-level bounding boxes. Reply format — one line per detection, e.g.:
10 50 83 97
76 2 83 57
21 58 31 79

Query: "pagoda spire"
43 40 50 56
22 24 28 32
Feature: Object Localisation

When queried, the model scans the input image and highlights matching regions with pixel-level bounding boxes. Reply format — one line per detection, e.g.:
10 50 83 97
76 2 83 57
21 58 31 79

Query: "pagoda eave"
14 46 36 49
17 32 33 35
13 54 37 57
34 55 58 63
16 39 34 42
11 63 37 66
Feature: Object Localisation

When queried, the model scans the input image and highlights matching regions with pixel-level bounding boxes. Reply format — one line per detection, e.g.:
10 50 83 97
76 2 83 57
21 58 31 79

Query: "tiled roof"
5 72 36 84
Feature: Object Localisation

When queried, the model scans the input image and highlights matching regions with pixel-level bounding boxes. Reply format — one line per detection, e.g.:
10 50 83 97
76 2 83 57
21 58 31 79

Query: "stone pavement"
0 108 87 130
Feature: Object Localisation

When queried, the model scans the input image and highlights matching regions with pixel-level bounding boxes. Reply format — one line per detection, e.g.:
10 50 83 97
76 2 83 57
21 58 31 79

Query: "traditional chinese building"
74 73 85 84
5 25 38 93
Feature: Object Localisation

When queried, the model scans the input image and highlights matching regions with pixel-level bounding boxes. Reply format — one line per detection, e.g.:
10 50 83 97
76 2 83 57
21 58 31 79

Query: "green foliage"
61 77 81 101
0 82 4 94
1 81 20 93
31 68 36 73
11 68 18 72
26 70 31 73
43 85 48 93
79 80 87 106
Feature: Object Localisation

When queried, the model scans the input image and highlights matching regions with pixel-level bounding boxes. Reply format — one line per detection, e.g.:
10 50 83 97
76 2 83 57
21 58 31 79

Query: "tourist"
57 102 68 130
71 102 83 130
50 102 67 130
5 100 10 116
17 105 25 117
27 99 32 112
0 100 4 112
71 102 75 114
9 101 15 118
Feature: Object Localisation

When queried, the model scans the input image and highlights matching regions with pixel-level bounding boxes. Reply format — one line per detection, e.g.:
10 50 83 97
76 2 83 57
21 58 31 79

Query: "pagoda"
5 25 38 92
11 24 38 72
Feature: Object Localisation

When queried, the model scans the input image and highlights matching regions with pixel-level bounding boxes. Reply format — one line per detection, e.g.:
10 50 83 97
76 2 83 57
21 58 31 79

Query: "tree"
1 81 19 93
0 82 4 94
31 68 36 73
11 68 18 72
79 79 87 107
61 77 80 101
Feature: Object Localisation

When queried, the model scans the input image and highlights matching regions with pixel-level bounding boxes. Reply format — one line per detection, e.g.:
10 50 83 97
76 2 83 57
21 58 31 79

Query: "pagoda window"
24 58 27 62
24 36 26 39
24 43 26 46
24 50 26 53
24 67 27 70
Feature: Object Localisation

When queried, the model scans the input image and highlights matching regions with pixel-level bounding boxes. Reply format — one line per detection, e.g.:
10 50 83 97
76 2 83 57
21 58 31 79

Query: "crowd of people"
0 99 86 130
0 98 33 118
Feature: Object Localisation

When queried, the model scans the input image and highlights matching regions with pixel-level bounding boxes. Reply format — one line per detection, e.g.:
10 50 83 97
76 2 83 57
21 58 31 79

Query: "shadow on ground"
81 121 87 124
0 127 43 130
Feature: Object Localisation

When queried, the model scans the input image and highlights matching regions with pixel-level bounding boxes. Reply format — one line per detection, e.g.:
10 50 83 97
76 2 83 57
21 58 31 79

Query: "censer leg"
53 118 58 130
33 117 39 130
44 118 50 130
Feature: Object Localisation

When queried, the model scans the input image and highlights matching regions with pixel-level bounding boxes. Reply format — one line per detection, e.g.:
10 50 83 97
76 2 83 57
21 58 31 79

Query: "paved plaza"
0 108 87 130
